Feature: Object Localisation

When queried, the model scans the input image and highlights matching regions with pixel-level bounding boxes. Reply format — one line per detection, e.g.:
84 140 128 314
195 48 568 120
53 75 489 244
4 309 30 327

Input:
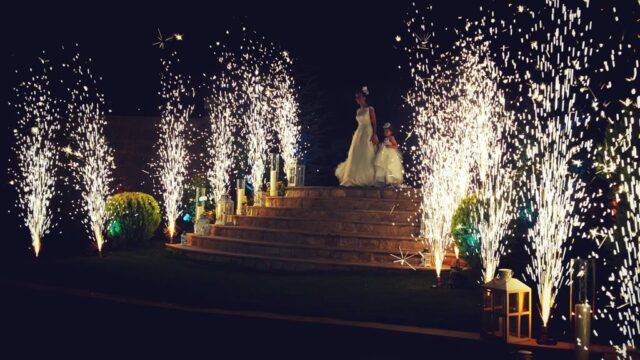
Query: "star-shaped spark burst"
152 29 177 49
173 33 184 41
391 246 416 270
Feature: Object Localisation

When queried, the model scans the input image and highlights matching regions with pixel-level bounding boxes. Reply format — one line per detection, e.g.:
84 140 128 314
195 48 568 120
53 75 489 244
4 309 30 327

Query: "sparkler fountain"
10 66 60 257
155 56 194 241
270 51 302 183
522 115 588 344
66 54 114 254
206 68 241 206
510 0 594 343
405 42 475 285
459 43 517 283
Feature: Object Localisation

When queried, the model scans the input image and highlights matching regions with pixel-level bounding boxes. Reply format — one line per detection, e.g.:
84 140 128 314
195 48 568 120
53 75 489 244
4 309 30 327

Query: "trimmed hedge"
451 194 481 270
106 192 161 248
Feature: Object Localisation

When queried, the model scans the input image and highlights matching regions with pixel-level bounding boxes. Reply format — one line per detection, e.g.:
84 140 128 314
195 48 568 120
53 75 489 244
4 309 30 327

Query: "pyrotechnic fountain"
155 55 194 241
66 53 114 254
10 61 60 257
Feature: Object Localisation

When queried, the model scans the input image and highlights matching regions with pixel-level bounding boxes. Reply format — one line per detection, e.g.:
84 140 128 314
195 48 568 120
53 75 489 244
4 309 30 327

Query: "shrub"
451 194 481 270
106 192 161 248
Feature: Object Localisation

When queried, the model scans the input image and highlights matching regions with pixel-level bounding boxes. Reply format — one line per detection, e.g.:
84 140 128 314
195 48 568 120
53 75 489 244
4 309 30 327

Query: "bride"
335 86 378 186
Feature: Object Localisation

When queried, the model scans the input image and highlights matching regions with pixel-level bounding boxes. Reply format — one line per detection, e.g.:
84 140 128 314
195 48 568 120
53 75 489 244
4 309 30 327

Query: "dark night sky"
6 0 480 120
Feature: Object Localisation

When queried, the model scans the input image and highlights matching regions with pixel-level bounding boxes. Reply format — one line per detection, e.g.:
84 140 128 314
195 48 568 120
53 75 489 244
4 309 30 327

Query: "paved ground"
4 284 579 360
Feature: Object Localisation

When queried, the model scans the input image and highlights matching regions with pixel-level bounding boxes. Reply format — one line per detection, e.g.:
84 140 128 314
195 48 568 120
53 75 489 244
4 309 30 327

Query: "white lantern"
215 194 234 225
236 178 246 215
287 161 306 187
254 188 265 207
195 187 207 220
482 269 532 343
270 153 279 196
194 214 210 236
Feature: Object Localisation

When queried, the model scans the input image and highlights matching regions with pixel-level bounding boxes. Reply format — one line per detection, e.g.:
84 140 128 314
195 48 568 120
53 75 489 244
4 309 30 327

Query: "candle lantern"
215 194 234 225
270 153 279 197
195 187 207 221
194 214 210 236
287 161 306 187
254 188 265 207
236 178 246 215
482 269 532 343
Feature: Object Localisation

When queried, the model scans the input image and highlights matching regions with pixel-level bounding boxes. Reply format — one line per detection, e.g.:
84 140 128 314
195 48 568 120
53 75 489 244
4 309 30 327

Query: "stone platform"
166 186 461 272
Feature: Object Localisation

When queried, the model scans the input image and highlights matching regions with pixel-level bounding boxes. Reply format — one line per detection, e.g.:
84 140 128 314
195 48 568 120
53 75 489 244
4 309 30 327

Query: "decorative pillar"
236 178 246 215
270 153 279 197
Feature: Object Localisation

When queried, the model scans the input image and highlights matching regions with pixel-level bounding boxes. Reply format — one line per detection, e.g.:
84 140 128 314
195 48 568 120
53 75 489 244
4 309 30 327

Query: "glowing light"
10 65 60 257
270 50 302 178
391 247 416 270
511 0 593 329
205 58 241 203
67 56 114 254
155 55 193 240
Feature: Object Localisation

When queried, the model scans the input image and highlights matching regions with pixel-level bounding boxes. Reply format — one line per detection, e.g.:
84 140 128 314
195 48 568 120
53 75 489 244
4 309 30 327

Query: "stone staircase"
166 186 461 272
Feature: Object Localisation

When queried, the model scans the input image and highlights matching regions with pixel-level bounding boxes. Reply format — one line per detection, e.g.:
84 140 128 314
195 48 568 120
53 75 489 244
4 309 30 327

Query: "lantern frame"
482 269 532 343
215 194 234 225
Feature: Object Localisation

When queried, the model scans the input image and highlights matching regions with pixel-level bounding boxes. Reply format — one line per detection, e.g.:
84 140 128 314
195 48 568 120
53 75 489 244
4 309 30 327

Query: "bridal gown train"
335 106 376 186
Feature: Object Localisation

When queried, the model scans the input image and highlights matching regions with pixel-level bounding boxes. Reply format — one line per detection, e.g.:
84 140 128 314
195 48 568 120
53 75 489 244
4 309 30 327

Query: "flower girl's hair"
355 85 370 96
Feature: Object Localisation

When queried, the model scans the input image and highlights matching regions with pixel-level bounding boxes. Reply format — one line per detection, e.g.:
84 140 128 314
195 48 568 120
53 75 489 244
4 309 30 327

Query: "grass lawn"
4 246 482 332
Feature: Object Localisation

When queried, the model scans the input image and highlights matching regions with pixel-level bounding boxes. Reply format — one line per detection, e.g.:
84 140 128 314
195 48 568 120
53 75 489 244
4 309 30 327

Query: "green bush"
451 194 481 270
106 192 161 248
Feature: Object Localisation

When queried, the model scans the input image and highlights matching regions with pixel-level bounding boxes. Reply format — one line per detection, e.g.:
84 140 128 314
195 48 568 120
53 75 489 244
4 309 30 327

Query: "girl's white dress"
335 107 376 186
374 137 403 186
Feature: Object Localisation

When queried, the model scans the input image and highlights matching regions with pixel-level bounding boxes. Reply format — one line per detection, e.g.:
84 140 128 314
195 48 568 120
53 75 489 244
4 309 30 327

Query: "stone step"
195 227 423 252
186 234 429 266
209 225 424 252
249 206 415 224
266 196 420 212
166 243 445 272
231 215 418 237
285 186 418 200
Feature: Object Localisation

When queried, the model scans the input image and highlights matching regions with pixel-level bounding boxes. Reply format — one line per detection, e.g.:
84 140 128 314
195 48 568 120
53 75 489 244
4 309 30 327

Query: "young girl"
374 122 403 186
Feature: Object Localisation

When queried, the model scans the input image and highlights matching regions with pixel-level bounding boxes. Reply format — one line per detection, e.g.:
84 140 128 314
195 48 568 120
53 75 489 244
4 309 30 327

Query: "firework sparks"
10 65 60 257
601 59 639 357
405 10 488 281
523 116 588 328
391 247 417 270
457 42 517 284
65 53 114 254
206 61 241 203
155 55 193 240
513 0 594 331
270 51 302 178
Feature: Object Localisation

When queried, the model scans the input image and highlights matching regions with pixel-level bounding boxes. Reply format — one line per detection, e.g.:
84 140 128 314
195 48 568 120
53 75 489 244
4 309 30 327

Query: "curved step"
232 215 419 237
186 234 426 265
166 243 441 272
266 196 420 212
249 206 416 224
285 186 418 200
191 230 424 253
210 225 422 251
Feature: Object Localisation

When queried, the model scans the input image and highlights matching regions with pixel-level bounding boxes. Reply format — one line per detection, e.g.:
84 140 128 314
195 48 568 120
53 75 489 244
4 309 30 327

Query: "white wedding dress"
374 138 403 186
335 106 376 186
